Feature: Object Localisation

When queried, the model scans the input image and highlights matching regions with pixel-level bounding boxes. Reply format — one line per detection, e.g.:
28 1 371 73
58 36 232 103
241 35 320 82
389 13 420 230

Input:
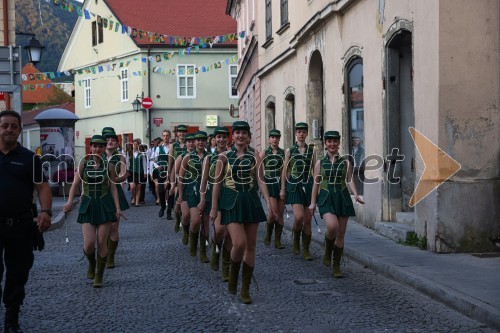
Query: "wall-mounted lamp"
131 92 144 112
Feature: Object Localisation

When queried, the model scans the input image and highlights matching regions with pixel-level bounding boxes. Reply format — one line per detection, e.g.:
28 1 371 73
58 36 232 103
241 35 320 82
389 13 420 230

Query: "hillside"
15 0 79 79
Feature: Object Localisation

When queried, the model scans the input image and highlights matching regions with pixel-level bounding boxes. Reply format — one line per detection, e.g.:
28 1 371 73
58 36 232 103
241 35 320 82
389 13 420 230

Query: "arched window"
346 57 364 194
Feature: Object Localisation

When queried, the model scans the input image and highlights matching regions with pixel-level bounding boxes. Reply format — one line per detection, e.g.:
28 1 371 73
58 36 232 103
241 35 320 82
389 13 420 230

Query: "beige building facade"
257 0 499 252
59 0 238 161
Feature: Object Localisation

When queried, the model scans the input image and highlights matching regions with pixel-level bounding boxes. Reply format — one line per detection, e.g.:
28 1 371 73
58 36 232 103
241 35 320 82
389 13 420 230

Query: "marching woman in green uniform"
280 122 316 260
129 138 147 207
63 135 124 287
199 126 232 277
178 131 210 262
309 131 364 277
102 127 130 269
173 133 195 245
260 129 285 249
210 121 276 304
260 129 286 249
169 125 188 232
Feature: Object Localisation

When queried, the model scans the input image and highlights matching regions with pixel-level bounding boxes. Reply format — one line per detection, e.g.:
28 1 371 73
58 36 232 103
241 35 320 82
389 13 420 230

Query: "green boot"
210 242 221 271
263 222 274 245
189 231 199 257
240 262 254 304
93 255 107 288
174 211 182 233
228 260 241 295
106 238 119 269
274 223 285 249
221 246 231 282
323 237 334 267
333 245 344 278
182 224 189 245
292 229 301 255
85 250 96 279
302 232 313 261
199 233 209 263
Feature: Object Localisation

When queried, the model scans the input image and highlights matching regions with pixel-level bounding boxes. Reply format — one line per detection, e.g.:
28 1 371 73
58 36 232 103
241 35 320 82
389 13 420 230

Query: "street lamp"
131 95 143 112
23 36 44 65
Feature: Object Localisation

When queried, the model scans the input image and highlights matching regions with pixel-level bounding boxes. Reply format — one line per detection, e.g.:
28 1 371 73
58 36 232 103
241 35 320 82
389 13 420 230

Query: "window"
229 65 238 98
346 58 364 194
83 78 91 108
120 69 128 102
280 0 288 26
91 20 104 46
177 65 196 98
265 0 272 40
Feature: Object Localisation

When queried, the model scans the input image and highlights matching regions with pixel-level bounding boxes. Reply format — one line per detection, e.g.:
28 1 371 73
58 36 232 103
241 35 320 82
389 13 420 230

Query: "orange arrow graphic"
409 127 461 207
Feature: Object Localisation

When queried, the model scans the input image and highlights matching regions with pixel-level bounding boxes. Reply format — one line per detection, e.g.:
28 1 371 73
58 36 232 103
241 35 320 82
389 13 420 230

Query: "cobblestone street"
16 202 497 332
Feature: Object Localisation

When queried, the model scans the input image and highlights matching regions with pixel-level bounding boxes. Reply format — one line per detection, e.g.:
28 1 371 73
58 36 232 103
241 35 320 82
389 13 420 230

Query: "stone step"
396 212 416 226
374 221 416 243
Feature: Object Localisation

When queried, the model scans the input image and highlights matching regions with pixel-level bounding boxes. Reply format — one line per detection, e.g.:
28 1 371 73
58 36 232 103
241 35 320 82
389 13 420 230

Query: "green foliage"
401 232 428 250
16 0 79 74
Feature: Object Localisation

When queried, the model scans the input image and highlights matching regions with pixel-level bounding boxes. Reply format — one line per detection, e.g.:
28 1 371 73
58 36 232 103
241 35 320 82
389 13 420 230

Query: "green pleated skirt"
265 178 281 198
220 188 266 225
116 184 130 211
203 187 221 215
317 188 355 218
285 180 313 206
77 194 117 225
184 183 201 209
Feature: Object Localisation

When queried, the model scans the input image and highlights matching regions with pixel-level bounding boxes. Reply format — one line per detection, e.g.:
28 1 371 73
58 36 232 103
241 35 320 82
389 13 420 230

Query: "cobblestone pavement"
12 201 498 333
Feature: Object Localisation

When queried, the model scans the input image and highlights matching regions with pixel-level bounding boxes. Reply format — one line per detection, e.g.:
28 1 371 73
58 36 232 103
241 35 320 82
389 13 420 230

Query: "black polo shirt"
0 144 46 217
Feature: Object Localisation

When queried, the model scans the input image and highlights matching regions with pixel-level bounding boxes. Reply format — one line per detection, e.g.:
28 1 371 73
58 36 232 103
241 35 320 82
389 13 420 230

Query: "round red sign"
142 97 153 109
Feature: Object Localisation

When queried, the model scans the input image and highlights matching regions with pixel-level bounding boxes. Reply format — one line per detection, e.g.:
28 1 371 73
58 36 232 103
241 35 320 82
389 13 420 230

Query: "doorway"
386 29 415 214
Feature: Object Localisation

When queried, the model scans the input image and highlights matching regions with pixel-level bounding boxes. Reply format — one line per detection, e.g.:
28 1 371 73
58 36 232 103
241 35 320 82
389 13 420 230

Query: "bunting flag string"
22 49 238 83
152 55 238 76
42 0 245 52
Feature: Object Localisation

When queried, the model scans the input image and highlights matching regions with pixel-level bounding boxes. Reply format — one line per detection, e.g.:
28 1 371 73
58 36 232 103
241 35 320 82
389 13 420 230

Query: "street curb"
343 246 500 332
280 221 500 331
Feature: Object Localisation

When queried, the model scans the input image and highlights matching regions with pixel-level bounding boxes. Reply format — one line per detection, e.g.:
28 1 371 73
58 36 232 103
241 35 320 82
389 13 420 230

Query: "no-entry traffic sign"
142 97 153 109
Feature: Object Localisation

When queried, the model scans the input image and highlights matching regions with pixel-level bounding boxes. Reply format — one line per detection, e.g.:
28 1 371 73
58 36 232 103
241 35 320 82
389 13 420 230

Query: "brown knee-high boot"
302 232 313 260
106 238 119 269
182 224 189 245
274 223 285 249
94 255 107 288
323 237 334 267
85 250 96 279
263 222 274 245
240 262 254 304
221 246 231 282
228 260 241 295
210 242 221 271
189 230 199 257
199 233 209 263
333 245 344 278
292 229 301 255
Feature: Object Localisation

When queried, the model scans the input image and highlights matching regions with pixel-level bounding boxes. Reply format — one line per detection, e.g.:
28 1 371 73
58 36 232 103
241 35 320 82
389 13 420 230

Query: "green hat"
269 129 281 137
232 121 251 133
102 127 118 140
295 122 308 130
213 126 230 136
176 124 188 132
194 130 208 140
102 127 115 135
324 130 341 140
185 133 195 141
90 134 107 145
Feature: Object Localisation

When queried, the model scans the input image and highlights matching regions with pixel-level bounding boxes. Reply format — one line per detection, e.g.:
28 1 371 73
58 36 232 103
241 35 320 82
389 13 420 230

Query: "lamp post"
16 31 45 66
23 36 45 65
131 92 151 140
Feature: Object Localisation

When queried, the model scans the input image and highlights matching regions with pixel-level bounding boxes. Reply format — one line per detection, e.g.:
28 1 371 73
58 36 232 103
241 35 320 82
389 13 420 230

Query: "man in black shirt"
0 110 52 333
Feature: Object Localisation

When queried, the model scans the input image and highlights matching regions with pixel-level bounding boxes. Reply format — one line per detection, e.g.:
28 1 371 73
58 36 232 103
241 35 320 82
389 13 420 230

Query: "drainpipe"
3 0 11 109
147 45 152 141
